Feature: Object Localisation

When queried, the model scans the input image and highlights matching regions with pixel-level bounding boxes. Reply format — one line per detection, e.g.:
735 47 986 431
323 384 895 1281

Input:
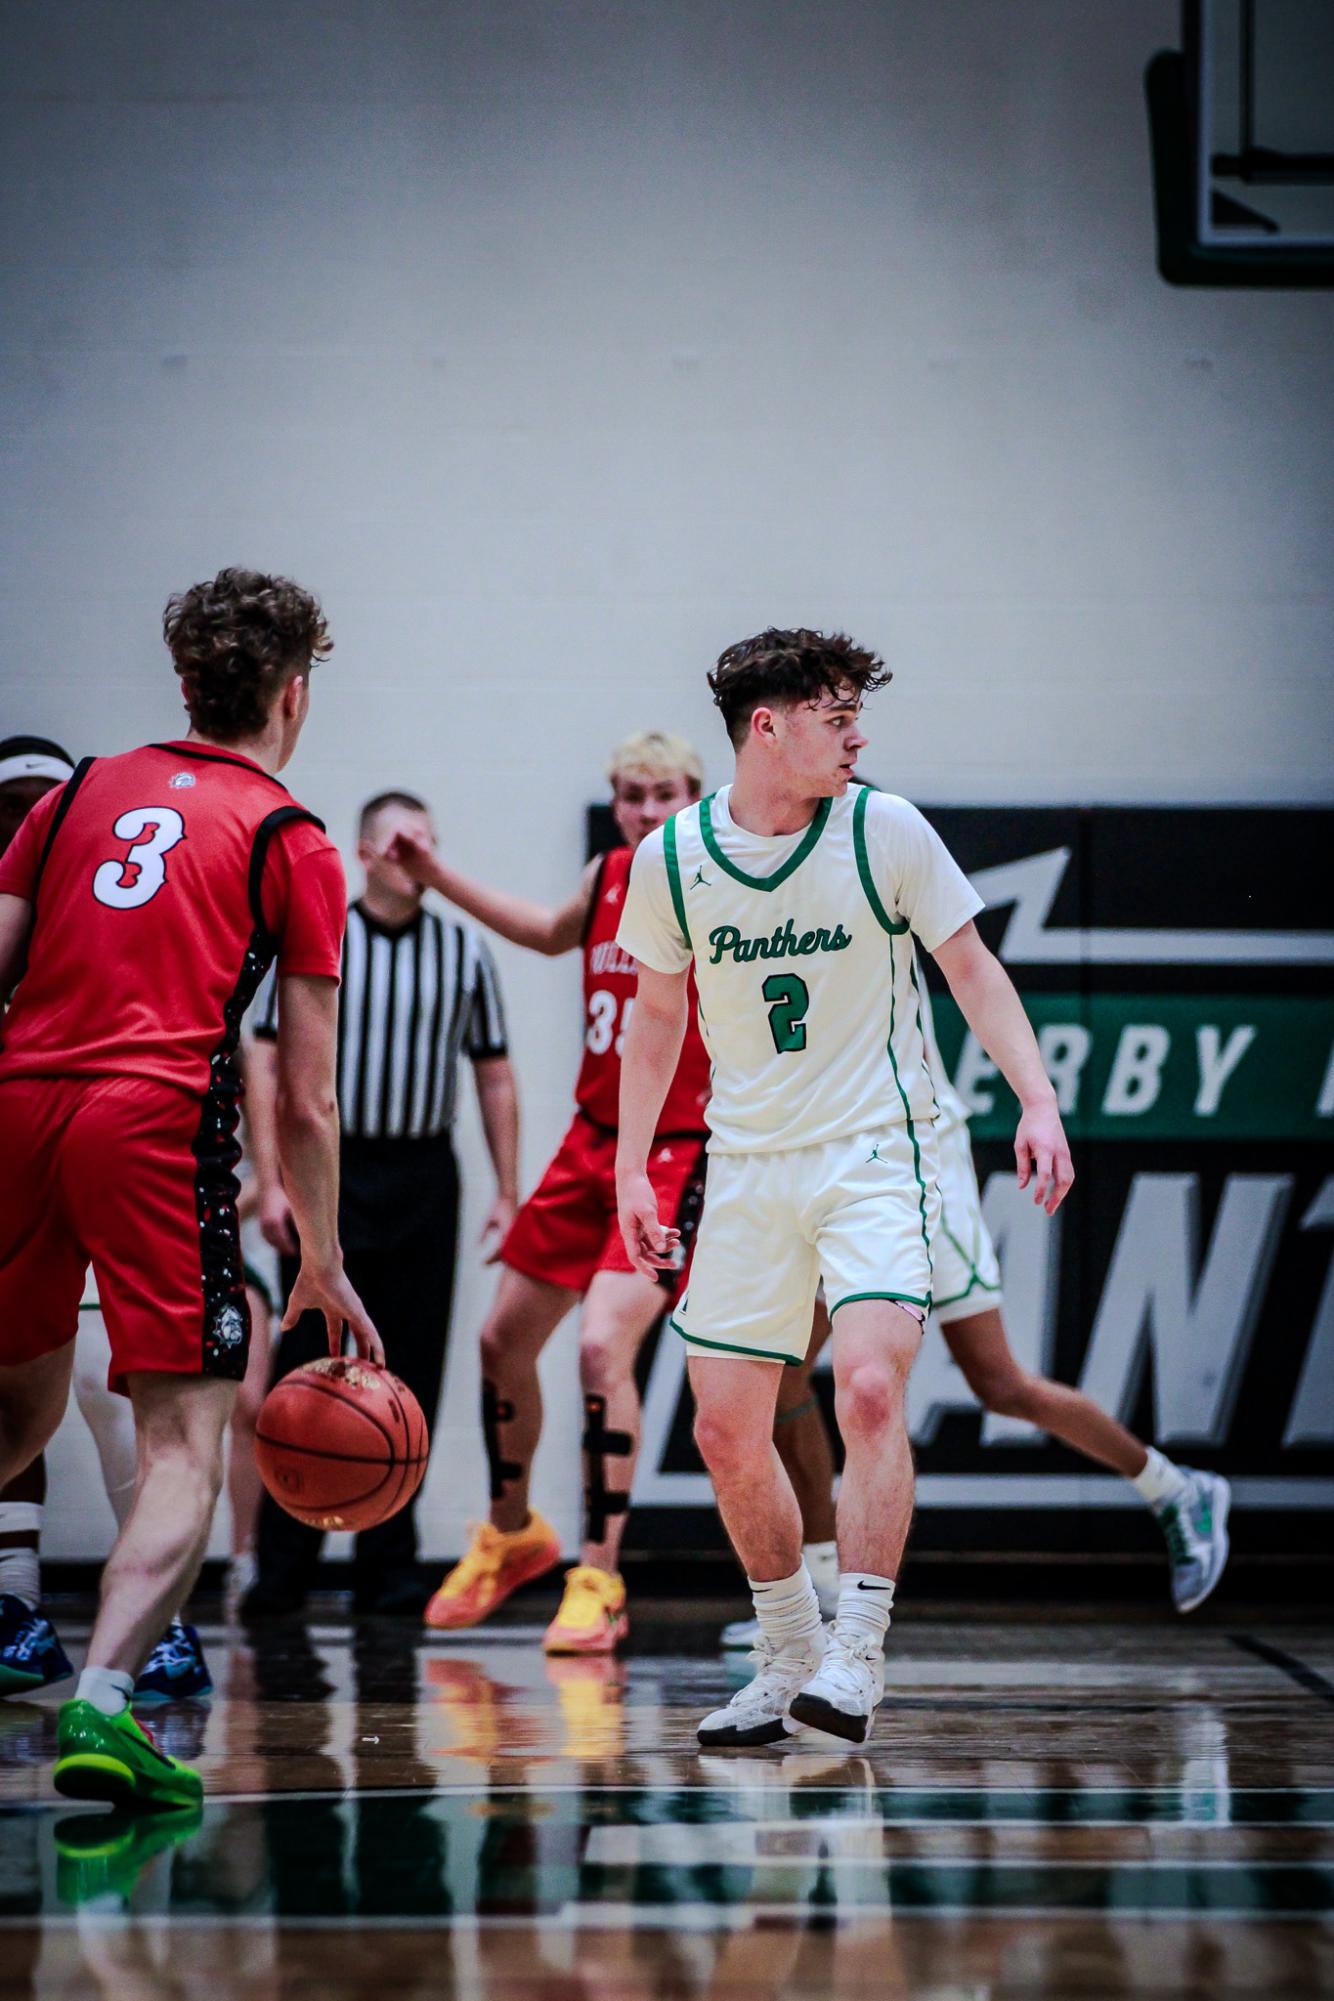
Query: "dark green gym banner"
586 803 1334 1556
931 993 1332 1142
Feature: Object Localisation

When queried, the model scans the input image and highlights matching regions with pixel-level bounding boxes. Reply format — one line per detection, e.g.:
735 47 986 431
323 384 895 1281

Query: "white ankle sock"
1132 1447 1188 1510
803 1539 839 1613
76 1666 134 1718
835 1572 895 1649
0 1503 43 1611
749 1564 824 1653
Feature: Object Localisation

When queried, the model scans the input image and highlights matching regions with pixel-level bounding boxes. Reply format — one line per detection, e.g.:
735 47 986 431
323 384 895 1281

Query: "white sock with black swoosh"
749 1564 824 1655
835 1573 894 1649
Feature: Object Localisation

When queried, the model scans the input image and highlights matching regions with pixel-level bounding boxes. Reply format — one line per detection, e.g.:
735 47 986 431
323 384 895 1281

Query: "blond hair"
606 729 704 793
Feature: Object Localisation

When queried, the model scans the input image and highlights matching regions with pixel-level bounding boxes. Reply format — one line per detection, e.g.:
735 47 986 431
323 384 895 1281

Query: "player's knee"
233 1381 264 1435
837 1361 901 1437
478 1320 510 1382
578 1331 619 1396
692 1402 754 1475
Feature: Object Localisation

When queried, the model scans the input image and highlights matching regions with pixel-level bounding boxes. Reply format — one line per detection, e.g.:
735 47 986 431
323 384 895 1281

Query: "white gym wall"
4 1 1331 1560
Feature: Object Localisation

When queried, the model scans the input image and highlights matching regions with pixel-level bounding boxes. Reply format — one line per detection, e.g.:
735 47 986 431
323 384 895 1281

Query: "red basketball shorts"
500 1112 707 1303
0 1074 251 1395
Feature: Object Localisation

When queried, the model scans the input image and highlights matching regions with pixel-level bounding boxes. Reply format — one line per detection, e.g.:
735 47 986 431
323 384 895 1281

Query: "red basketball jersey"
575 842 711 1136
0 739 345 1097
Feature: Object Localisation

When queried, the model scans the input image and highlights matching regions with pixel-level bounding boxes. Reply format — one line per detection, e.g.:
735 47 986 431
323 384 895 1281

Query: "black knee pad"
582 1393 633 1543
481 1378 523 1503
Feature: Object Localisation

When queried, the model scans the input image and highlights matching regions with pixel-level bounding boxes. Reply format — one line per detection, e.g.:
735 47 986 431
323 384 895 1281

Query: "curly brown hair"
163 567 332 743
707 627 892 746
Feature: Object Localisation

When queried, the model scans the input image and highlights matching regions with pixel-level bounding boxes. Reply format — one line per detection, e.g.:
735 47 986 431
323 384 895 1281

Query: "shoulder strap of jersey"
852 784 909 937
663 811 692 952
30 756 97 908
248 806 327 941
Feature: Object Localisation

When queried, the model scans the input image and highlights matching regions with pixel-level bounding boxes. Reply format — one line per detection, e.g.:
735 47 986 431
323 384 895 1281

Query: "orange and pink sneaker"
542 1564 629 1655
423 1512 561 1631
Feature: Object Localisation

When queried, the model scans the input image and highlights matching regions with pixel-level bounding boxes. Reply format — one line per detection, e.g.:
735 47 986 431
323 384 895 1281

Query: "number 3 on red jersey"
92 806 186 910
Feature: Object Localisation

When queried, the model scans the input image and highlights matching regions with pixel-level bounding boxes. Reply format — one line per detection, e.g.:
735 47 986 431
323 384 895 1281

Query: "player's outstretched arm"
615 962 689 1278
0 893 33 1005
932 921 1074 1215
382 825 596 956
273 971 384 1365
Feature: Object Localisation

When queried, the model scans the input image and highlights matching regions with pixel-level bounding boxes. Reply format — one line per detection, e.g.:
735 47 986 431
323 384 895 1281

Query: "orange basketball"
254 1357 430 1532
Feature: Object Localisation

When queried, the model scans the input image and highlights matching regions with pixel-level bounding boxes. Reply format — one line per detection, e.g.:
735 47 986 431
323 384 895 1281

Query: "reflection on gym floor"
1 1606 1332 1999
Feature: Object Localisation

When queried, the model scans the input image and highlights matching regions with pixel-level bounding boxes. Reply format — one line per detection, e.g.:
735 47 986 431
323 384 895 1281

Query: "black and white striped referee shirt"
253 902 508 1140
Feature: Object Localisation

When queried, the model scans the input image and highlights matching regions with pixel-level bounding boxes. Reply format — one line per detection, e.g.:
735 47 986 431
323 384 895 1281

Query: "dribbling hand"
618 1170 681 1281
282 1261 385 1368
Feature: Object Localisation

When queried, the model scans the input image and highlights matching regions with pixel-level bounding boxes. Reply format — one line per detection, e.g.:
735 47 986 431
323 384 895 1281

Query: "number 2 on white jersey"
586 988 635 1056
92 806 186 910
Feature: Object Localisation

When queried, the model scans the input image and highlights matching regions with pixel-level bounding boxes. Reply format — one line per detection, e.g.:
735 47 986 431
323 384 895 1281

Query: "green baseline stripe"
663 815 691 951
828 1289 931 1315
852 785 909 935
699 792 831 891
669 1312 797 1366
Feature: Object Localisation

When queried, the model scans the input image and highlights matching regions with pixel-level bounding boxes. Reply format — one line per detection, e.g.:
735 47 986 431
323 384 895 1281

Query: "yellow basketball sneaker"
542 1565 629 1655
424 1512 562 1630
53 1700 203 1810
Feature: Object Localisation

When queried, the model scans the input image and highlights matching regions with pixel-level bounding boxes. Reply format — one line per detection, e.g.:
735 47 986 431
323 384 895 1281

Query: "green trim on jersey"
933 1274 1002 1312
907 948 941 1121
853 785 909 936
699 792 832 892
663 815 692 950
935 1201 1001 1310
829 1289 931 1316
885 932 934 1279
669 1312 797 1366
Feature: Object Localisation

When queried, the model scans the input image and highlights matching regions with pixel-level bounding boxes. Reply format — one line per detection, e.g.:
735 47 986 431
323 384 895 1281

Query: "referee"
242 789 518 1618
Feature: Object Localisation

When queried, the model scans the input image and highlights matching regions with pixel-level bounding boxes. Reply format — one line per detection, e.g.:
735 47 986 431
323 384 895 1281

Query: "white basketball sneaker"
788 1627 886 1744
1159 1469 1232 1613
697 1631 827 1748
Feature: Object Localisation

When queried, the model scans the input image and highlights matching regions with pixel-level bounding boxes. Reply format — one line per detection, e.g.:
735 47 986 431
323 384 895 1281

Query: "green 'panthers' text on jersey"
617 784 983 1154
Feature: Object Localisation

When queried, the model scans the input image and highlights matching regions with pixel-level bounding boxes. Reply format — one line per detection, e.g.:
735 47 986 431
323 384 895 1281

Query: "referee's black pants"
254 1135 460 1612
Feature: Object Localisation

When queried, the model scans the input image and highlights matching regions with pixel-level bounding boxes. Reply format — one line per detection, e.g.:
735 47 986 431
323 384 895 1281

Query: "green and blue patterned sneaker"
0 1595 74 1695
1158 1470 1231 1613
54 1699 203 1810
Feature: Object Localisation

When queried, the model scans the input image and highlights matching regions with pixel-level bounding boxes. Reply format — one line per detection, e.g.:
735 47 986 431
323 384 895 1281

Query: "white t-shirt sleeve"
616 827 693 975
869 793 984 953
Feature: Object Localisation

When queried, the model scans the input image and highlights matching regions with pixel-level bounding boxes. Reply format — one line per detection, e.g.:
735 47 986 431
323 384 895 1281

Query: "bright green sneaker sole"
56 1803 203 1905
54 1700 203 1811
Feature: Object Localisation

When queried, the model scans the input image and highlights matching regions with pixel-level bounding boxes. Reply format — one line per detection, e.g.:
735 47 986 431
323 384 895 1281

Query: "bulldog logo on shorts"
213 1303 246 1349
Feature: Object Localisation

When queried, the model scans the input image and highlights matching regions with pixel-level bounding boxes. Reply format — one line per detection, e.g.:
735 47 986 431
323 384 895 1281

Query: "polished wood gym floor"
1 1594 1331 1998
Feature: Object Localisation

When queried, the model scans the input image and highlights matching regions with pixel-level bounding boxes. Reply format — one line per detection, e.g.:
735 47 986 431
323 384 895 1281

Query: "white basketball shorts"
670 1122 941 1365
930 1118 1002 1326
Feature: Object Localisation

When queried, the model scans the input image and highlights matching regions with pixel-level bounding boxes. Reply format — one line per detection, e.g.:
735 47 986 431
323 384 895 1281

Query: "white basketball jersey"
915 954 970 1135
618 783 982 1155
